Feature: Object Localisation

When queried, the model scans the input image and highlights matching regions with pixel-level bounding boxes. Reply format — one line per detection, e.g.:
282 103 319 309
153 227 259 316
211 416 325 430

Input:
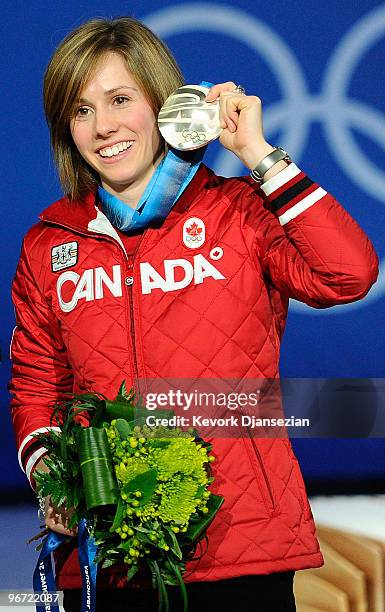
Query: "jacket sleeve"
9 236 73 488
252 163 379 307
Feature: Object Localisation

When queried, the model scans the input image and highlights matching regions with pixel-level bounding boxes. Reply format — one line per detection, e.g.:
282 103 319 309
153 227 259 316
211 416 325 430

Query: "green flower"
115 457 150 484
158 476 199 524
148 438 208 480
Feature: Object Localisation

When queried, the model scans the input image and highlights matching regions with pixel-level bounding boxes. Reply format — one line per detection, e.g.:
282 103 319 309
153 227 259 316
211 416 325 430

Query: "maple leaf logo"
186 221 203 236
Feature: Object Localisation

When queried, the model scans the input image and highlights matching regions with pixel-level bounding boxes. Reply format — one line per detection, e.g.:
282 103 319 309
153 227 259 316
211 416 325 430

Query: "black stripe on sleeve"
21 439 47 469
270 177 314 212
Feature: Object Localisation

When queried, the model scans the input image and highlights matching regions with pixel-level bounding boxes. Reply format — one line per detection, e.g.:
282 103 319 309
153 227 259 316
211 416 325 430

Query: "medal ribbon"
33 521 98 612
78 519 98 612
33 530 66 612
99 146 204 232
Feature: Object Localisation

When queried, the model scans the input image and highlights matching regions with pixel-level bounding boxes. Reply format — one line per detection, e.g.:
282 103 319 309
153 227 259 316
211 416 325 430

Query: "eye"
74 106 92 119
113 95 130 105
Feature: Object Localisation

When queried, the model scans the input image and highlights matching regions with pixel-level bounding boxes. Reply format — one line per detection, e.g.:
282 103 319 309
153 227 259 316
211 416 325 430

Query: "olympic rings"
182 129 207 143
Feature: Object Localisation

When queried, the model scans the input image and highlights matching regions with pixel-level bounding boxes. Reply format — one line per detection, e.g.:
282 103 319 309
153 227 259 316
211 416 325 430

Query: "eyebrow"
78 86 138 103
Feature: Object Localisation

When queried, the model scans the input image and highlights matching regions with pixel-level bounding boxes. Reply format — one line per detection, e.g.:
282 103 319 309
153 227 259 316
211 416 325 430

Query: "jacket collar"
39 190 99 233
39 164 213 234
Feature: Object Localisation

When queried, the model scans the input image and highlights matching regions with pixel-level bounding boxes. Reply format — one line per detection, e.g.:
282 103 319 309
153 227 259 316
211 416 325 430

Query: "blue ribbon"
78 519 98 612
99 147 204 233
33 530 66 612
33 521 98 612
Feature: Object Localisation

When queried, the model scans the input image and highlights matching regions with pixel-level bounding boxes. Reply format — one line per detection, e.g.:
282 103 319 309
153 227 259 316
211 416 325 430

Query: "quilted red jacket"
10 163 378 588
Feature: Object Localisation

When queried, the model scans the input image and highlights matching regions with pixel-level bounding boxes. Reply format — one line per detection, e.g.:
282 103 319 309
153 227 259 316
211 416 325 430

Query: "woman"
10 16 378 612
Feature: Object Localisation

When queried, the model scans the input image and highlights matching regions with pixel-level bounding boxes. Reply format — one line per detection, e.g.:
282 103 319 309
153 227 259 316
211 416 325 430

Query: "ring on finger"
232 85 246 95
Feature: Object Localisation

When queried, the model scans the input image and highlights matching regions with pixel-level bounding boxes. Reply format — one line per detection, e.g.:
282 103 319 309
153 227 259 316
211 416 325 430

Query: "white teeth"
99 141 133 157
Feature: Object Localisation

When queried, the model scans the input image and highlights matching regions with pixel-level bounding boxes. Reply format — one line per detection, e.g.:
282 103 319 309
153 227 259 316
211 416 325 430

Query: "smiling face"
70 51 164 205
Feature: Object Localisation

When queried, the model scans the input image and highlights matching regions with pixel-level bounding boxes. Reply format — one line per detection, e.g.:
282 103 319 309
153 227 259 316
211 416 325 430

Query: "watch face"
158 85 221 151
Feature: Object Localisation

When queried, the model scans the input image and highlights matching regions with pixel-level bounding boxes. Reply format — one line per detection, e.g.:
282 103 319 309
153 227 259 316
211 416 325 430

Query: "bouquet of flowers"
33 383 224 612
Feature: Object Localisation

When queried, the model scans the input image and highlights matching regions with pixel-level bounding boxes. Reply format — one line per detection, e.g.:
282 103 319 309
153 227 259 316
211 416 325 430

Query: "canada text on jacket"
56 255 226 312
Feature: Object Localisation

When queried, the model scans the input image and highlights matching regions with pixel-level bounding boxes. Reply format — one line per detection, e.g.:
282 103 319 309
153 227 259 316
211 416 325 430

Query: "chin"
102 174 136 188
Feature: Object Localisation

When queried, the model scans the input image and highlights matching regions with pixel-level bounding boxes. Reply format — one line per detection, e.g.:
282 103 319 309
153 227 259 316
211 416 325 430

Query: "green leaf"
117 381 130 401
72 485 81 508
194 484 206 499
115 419 131 439
134 525 152 534
72 393 103 403
164 528 182 560
55 493 66 508
105 400 136 422
182 494 224 544
116 541 132 551
122 469 157 505
149 440 171 449
110 498 124 531
76 427 118 509
101 558 114 569
126 564 139 582
41 456 57 472
132 531 152 546
90 398 107 428
147 560 169 612
92 531 115 544
164 560 188 612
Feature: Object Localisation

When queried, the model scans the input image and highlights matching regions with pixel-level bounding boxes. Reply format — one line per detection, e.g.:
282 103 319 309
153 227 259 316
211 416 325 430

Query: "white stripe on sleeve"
260 163 301 197
25 447 49 488
279 187 327 226
18 426 61 472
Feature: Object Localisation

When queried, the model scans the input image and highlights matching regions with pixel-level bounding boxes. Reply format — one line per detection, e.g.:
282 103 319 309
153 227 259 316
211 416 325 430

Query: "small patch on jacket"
183 217 205 249
51 241 78 272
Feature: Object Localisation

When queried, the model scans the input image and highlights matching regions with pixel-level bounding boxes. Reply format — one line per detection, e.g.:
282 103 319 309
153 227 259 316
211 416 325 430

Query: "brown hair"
43 17 184 200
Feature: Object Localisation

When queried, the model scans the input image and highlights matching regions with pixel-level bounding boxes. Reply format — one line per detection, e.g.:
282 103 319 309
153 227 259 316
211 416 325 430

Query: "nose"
94 107 119 138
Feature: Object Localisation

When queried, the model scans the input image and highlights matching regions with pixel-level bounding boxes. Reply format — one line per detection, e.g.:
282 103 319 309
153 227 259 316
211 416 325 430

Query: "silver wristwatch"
250 147 291 183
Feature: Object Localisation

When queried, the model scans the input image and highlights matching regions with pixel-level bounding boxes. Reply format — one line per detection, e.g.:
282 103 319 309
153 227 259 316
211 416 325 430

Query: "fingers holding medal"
210 87 267 162
205 82 244 132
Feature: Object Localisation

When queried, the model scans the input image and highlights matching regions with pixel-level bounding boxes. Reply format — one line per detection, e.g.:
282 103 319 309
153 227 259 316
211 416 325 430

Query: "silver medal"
158 84 221 151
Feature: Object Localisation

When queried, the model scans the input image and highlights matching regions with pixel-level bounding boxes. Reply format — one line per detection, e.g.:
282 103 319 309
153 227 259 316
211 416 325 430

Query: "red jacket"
10 163 378 588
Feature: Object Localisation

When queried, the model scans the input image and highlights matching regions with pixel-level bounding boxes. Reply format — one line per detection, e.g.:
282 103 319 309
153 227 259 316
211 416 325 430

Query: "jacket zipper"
125 236 145 380
246 428 276 511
